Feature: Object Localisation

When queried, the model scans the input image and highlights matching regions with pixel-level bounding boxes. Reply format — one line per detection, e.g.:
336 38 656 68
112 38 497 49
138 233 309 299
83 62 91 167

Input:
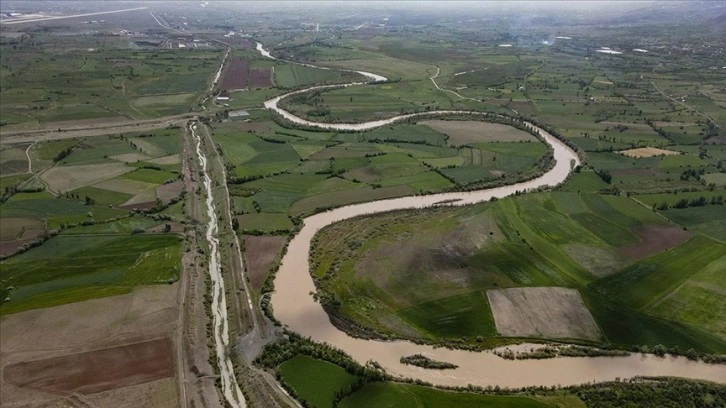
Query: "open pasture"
281 80 455 123
399 291 496 338
237 213 293 233
273 62 362 89
0 144 30 175
279 355 358 408
661 206 726 242
0 218 44 242
58 215 162 235
41 162 134 193
592 236 725 311
302 46 433 81
349 123 449 146
289 185 413 216
0 36 220 128
647 254 726 340
57 137 136 166
69 186 133 207
1 191 127 229
0 174 32 192
448 60 537 88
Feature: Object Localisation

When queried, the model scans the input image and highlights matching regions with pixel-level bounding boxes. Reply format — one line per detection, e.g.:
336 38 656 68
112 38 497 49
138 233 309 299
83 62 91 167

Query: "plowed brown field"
4 338 174 394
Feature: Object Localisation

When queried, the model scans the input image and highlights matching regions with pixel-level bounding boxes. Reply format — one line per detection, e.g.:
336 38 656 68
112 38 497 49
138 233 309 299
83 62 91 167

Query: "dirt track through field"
0 114 193 145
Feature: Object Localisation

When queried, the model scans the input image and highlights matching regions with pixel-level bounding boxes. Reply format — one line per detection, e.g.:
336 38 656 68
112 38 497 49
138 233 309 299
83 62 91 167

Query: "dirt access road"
0 114 194 145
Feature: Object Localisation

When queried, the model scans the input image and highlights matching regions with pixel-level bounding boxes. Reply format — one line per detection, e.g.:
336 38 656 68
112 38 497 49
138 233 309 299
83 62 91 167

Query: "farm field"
2 2 726 407
0 34 221 130
213 117 551 235
0 128 186 311
278 355 359 408
339 383 550 408
310 191 726 353
219 57 250 91
243 234 287 290
0 129 185 258
0 284 180 407
273 62 364 89
0 233 182 314
279 80 459 123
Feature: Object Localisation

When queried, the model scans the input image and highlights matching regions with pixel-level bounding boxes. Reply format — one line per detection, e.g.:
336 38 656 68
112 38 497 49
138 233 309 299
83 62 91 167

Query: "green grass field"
121 168 179 184
278 355 359 408
661 206 726 242
1 191 127 226
0 173 32 191
592 236 725 310
339 383 550 408
399 291 497 338
0 234 181 314
280 80 456 123
237 213 293 232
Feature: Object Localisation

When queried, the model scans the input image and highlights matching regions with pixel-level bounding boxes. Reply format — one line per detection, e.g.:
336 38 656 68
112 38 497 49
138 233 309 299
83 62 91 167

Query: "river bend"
257 43 726 388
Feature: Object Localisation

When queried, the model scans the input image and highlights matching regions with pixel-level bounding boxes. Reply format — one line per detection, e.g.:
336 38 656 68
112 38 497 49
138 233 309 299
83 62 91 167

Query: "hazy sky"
201 1 667 16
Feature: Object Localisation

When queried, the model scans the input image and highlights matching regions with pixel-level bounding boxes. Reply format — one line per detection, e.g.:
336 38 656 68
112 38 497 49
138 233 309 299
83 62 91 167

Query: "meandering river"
257 43 726 388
